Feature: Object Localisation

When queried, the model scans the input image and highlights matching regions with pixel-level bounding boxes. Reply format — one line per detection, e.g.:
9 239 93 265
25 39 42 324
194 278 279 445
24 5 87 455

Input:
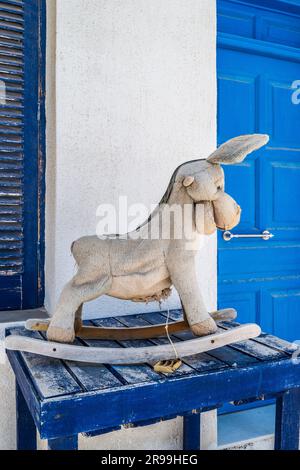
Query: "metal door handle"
223 230 274 242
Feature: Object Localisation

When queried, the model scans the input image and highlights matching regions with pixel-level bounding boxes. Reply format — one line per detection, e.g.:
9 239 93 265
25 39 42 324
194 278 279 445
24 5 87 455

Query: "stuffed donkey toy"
46 134 269 344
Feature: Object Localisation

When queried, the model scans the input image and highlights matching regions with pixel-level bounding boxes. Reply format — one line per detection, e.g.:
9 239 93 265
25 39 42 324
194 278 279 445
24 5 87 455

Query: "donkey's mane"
136 158 201 231
110 158 201 237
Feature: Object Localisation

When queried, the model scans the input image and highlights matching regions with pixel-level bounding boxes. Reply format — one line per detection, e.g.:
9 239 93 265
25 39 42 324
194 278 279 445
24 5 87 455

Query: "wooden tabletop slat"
78 335 157 385
115 314 195 376
159 309 183 322
89 318 163 384
34 331 125 393
140 312 229 373
230 339 286 361
141 311 175 325
7 328 82 398
252 333 298 355
65 361 123 392
64 339 123 392
207 345 260 367
218 322 289 360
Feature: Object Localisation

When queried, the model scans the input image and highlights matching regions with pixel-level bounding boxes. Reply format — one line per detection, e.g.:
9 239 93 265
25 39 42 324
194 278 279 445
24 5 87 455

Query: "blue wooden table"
5 309 300 450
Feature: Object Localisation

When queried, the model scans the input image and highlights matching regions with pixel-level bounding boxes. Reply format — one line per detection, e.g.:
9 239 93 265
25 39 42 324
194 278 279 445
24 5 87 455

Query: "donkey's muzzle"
212 192 241 231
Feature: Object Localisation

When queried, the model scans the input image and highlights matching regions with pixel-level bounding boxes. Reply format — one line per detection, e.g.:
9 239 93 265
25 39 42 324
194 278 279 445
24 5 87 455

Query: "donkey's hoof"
47 325 75 344
191 318 217 337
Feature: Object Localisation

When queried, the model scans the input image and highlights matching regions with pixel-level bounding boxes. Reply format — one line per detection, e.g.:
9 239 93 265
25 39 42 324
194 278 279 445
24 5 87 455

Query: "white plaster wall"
44 0 57 312
0 356 17 450
44 0 217 450
45 0 217 318
0 320 24 450
0 0 217 450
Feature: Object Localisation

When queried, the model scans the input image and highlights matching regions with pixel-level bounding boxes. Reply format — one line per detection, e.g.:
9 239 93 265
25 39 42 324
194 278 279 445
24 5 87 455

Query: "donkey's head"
177 134 269 234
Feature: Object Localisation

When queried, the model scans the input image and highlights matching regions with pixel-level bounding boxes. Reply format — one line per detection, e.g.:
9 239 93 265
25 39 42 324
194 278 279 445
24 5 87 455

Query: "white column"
43 0 217 451
45 0 217 318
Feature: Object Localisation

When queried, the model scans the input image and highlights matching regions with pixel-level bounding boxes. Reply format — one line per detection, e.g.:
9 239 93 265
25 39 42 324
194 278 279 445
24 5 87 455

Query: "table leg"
48 435 78 450
275 388 300 450
183 413 201 450
16 380 37 450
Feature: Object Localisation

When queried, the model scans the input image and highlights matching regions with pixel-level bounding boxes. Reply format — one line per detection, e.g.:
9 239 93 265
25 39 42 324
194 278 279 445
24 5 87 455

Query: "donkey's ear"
207 134 269 165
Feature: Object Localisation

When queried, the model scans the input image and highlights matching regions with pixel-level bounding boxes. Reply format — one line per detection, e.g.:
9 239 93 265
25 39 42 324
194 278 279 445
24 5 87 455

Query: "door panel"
217 0 300 342
0 0 44 311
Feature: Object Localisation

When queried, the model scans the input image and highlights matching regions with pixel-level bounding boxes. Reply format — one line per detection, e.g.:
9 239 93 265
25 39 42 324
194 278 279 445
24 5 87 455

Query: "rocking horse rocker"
6 134 269 369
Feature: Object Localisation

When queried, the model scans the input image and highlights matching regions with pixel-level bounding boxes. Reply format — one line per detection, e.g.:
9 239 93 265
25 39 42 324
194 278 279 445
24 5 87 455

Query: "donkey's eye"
217 185 222 190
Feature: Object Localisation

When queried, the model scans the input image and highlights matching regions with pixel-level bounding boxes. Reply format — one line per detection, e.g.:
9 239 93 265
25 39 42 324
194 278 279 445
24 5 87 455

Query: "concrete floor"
0 308 48 324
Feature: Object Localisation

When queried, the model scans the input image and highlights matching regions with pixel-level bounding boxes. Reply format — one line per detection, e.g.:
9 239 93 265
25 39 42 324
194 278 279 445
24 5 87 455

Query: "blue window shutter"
0 0 45 311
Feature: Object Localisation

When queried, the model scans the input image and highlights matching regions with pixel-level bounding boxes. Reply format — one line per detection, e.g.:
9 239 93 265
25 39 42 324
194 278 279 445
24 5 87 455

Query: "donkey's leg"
170 267 217 337
47 276 112 343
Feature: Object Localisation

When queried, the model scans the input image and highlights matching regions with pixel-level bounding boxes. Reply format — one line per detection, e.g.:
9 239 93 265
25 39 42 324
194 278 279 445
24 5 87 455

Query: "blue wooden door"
217 0 300 342
0 0 45 311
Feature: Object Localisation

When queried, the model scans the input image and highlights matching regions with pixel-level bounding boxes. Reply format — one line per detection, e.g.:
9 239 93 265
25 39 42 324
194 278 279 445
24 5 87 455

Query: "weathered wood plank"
95 316 188 377
85 319 162 384
218 323 289 360
141 312 229 373
230 339 285 361
7 327 82 398
81 339 160 384
115 314 195 376
142 311 176 325
65 358 122 392
163 307 237 323
207 345 260 367
180 351 228 372
142 308 237 326
37 332 124 393
160 309 184 322
254 334 298 356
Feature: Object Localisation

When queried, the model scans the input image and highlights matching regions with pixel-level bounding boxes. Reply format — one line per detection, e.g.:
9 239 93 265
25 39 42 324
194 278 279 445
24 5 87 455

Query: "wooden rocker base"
5 323 261 365
24 308 237 341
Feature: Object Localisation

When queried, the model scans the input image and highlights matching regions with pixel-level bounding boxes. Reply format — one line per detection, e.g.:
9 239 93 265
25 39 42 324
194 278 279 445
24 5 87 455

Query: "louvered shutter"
0 0 44 311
